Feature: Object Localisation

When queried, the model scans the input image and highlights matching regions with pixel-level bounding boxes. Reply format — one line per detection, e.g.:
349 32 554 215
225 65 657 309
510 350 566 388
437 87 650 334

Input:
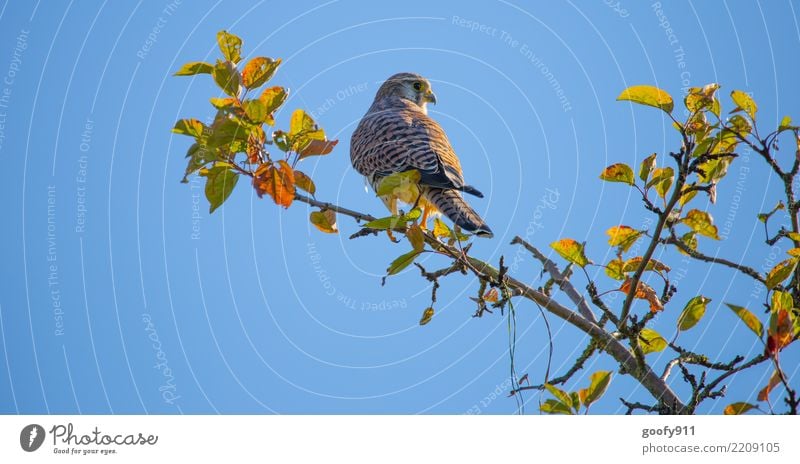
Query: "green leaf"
729 114 752 135
216 30 242 64
406 223 425 252
212 60 240 97
765 258 798 289
181 143 212 182
676 232 698 256
771 290 793 313
617 85 674 113
174 61 213 76
725 303 764 338
730 90 757 120
544 384 573 409
677 296 710 331
646 167 674 198
606 225 643 252
241 57 281 89
376 170 421 196
363 208 421 230
599 163 635 185
550 238 591 268
724 402 757 415
539 399 573 415
309 209 337 234
387 249 422 275
637 328 667 354
242 99 269 124
621 257 670 274
202 164 239 213
172 119 206 138
638 153 657 182
778 116 796 132
419 307 434 326
207 118 250 149
681 209 720 240
605 258 625 280
579 371 613 408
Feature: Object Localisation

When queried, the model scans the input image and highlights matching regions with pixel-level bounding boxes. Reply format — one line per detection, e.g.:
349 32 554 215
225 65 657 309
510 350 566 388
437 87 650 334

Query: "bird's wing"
350 104 468 191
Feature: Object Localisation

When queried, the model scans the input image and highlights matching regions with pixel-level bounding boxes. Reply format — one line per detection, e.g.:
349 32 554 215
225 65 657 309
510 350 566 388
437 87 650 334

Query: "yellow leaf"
580 371 612 407
216 30 242 63
376 170 421 197
432 217 452 238
647 167 674 198
765 258 798 289
730 90 757 121
757 370 781 402
606 225 642 252
617 85 674 113
605 258 625 280
681 209 720 240
293 170 316 195
622 257 671 274
406 223 425 252
638 153 657 182
550 238 591 268
637 328 667 354
599 163 635 185
723 402 756 415
419 307 435 326
677 296 710 331
241 57 281 89
483 288 499 303
725 303 764 339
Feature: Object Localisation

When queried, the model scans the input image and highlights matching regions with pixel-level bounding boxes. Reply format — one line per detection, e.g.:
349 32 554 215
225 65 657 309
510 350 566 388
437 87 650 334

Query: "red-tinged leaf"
309 209 337 234
599 163 635 185
293 170 316 195
241 57 281 89
768 309 794 354
724 402 756 415
298 139 338 159
483 288 499 303
620 278 664 313
757 371 781 402
174 61 213 76
259 86 288 116
253 160 295 207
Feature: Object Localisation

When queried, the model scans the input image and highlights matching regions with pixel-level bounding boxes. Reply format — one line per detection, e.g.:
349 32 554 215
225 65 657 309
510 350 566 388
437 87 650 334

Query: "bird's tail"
426 188 493 238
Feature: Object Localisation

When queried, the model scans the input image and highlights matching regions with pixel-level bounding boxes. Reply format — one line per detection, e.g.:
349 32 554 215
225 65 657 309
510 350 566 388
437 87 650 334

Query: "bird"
350 72 493 238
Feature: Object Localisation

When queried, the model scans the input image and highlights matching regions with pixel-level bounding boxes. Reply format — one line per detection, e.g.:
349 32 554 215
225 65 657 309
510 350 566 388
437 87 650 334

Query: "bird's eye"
413 82 422 91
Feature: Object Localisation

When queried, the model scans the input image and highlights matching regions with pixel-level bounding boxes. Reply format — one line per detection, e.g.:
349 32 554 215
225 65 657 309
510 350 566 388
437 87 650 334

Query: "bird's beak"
425 90 437 105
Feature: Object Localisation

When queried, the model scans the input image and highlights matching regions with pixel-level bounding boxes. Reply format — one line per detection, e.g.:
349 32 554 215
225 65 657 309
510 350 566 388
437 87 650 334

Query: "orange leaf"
766 309 794 355
757 371 782 402
620 277 664 313
254 160 295 207
484 288 499 303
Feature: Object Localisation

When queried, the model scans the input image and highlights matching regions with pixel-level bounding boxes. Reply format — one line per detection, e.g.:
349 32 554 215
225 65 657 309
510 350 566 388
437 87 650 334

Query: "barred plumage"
350 73 492 238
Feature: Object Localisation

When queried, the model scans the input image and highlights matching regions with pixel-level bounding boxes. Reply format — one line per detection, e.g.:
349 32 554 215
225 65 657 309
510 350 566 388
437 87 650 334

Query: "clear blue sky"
0 0 798 414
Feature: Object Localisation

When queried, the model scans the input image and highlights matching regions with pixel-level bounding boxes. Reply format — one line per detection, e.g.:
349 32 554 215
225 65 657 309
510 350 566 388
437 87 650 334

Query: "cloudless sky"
0 0 798 414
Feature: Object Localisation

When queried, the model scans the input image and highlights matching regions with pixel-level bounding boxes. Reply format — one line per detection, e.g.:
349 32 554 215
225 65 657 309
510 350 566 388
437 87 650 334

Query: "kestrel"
350 73 493 238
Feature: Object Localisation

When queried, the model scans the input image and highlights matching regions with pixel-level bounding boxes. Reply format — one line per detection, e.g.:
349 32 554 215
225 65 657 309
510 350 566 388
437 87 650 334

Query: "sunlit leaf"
253 160 295 207
676 232 698 257
419 307 434 326
637 328 668 354
757 370 781 402
579 371 612 408
209 97 239 110
678 184 698 207
620 278 663 313
622 257 670 274
606 225 643 252
768 309 795 354
725 303 764 338
638 153 657 182
387 249 422 275
243 99 269 124
765 258 798 289
293 170 316 195
241 57 281 89
724 402 756 415
207 118 250 149
216 30 242 64
730 90 757 121
778 116 795 132
681 209 720 240
363 208 421 230
539 399 573 415
787 248 800 257
259 86 288 118
544 384 573 409
771 291 793 314
617 85 674 113
728 114 752 135
605 258 625 280
212 60 240 97
201 164 239 213
550 238 591 268
406 223 425 251
172 118 206 138
174 61 213 76
647 167 674 198
299 139 338 159
677 296 710 331
483 288 499 303
599 163 635 185
309 209 337 234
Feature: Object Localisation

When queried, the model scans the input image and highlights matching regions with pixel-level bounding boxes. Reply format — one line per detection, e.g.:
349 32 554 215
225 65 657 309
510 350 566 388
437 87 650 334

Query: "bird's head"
375 72 437 112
